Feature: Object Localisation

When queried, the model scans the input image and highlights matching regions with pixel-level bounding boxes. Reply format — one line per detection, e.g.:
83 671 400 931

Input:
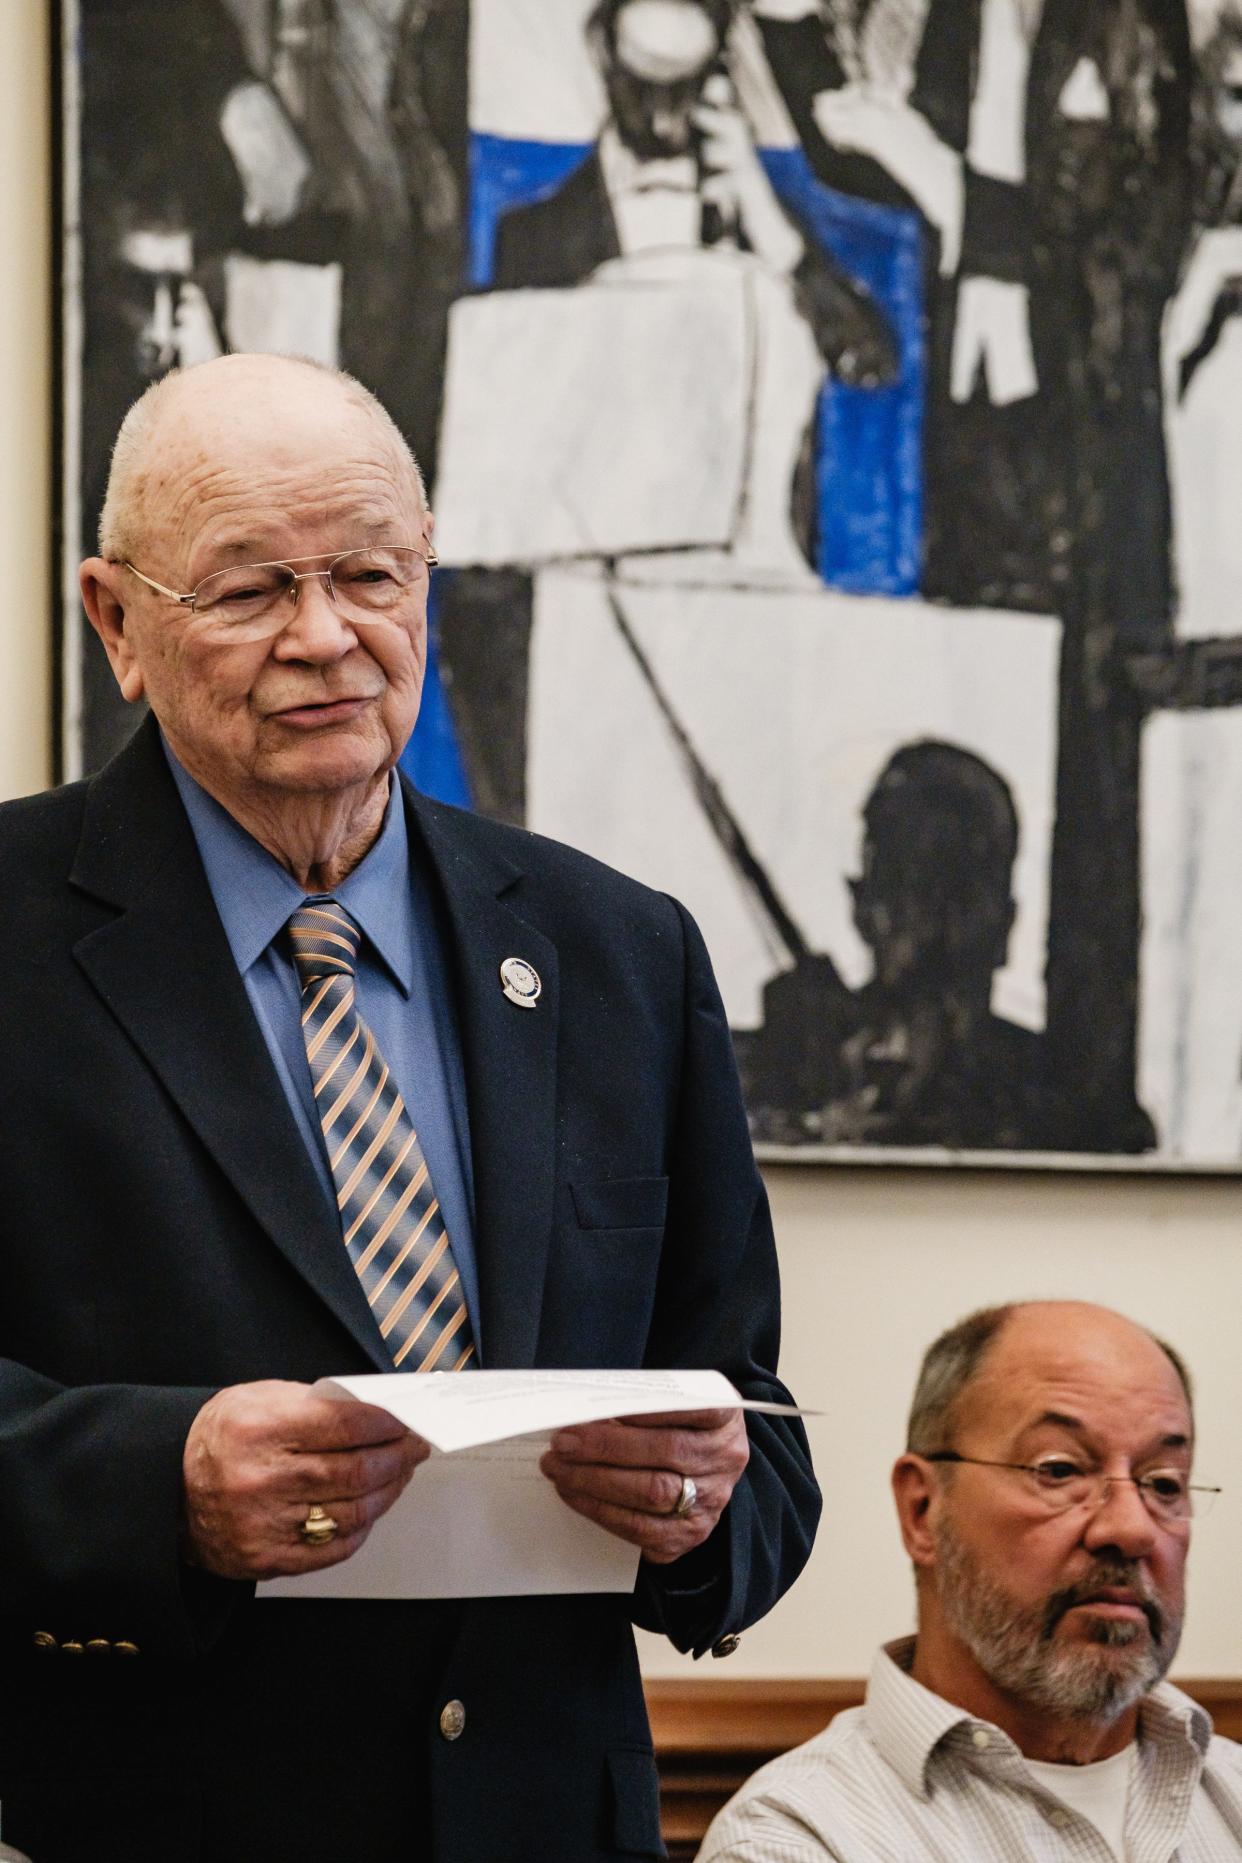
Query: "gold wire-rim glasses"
924 1450 1220 1522
120 538 438 635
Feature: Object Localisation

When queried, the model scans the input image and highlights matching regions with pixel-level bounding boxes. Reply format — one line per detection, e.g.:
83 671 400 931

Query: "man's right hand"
181 1380 429 1580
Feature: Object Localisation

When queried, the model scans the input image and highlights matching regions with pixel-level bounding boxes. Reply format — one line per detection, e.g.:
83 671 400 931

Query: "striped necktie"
288 898 476 1372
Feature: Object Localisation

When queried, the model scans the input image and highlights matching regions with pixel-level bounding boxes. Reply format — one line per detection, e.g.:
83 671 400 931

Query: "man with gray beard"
701 1300 1242 1861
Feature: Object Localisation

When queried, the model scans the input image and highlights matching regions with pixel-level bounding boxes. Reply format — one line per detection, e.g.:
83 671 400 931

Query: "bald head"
80 353 435 839
908 1301 1193 1456
98 354 426 566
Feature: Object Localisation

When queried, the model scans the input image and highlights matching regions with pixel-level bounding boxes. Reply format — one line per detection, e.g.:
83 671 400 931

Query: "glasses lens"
329 547 426 614
1027 1461 1095 1511
1138 1472 1193 1522
193 562 294 636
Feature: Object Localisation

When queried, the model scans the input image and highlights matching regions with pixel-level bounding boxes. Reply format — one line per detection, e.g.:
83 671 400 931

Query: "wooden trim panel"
646 1678 1242 1858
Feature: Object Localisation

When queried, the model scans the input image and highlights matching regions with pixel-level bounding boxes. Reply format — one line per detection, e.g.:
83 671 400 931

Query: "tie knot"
288 899 360 987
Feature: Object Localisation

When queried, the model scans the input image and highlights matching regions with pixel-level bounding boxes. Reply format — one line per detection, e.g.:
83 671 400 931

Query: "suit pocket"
570 1176 668 1231
540 1179 669 1365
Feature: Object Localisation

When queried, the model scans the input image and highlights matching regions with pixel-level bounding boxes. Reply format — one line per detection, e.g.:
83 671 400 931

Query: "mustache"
1042 1562 1163 1644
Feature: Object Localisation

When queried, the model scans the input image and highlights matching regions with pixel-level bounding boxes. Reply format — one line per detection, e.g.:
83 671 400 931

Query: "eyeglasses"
924 1451 1221 1524
122 541 438 643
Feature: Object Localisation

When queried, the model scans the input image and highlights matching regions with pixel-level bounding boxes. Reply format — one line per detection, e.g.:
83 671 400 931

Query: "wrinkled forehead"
135 378 422 565
957 1311 1193 1451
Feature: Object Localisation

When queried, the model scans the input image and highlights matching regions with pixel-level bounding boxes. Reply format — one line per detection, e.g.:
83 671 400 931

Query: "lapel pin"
499 956 541 1009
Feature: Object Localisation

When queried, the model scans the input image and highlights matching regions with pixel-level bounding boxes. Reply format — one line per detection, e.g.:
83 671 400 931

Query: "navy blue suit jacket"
0 716 819 1863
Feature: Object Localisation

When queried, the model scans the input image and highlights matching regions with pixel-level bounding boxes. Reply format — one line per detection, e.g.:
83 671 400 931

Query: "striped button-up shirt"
698 1638 1242 1862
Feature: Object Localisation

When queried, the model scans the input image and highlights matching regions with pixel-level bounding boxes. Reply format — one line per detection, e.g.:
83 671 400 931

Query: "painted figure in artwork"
742 740 1073 1152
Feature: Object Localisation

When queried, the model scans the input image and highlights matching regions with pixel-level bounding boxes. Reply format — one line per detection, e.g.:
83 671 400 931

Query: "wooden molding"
646 1677 1242 1858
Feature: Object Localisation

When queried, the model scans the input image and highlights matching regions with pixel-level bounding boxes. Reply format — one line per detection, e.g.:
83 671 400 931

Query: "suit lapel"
69 721 394 1371
405 787 559 1369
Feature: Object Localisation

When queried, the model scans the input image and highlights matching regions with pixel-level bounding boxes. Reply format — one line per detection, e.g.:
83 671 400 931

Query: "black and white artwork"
56 0 1242 1168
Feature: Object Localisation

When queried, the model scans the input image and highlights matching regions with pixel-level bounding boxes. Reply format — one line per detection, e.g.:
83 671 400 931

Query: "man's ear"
80 559 146 704
892 1454 941 1572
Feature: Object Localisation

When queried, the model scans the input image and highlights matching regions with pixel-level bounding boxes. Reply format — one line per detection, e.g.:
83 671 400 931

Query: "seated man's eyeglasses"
121 539 438 643
923 1450 1221 1522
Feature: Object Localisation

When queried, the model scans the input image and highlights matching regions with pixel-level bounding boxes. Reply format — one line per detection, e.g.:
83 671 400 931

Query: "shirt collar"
866 1638 978 1798
865 1637 1211 1800
164 739 414 994
1138 1679 1213 1763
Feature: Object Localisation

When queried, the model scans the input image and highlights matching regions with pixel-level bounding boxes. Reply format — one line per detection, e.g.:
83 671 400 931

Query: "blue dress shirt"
164 742 481 1355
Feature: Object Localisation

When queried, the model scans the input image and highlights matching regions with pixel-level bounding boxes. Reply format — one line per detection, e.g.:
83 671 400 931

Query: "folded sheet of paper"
259 1369 808 1602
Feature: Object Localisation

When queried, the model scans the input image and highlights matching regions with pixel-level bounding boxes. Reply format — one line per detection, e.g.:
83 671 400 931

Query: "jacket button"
711 1634 742 1659
438 1699 466 1741
115 1640 140 1657
61 1640 84 1655
85 1639 112 1655
31 1631 56 1653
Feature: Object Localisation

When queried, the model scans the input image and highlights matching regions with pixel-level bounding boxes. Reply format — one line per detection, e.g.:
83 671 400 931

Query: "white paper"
261 1432 641 1600
257 1368 810 1601
317 1365 803 1454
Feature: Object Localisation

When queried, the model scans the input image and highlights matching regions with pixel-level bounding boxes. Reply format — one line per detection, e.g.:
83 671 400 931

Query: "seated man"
701 1299 1241 1861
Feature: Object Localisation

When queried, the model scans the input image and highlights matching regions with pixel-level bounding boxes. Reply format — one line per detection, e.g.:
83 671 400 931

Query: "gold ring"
299 1503 339 1547
671 1475 697 1519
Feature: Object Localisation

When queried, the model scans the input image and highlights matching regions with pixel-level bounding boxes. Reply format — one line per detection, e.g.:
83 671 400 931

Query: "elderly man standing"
0 352 817 1863
701 1300 1242 1861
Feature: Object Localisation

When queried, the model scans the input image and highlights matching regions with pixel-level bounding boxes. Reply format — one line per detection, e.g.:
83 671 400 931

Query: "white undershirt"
1025 1743 1137 1861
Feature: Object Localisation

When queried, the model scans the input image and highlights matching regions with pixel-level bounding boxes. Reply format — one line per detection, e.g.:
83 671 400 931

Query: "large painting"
56 0 1242 1168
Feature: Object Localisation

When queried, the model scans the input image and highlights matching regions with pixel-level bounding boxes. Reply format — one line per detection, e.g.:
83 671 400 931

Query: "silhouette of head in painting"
851 741 1018 1010
742 739 1060 1153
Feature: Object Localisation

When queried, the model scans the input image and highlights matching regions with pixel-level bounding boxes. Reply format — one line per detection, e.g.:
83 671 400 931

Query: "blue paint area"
469 134 593 288
467 132 925 597
760 149 925 597
399 580 473 805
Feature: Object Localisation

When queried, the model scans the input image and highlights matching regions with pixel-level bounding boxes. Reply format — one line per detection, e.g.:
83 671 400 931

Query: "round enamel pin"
499 956 541 1009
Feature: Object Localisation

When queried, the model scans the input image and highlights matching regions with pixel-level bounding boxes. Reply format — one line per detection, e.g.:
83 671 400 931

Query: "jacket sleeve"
631 899 821 1656
0 1362 243 1658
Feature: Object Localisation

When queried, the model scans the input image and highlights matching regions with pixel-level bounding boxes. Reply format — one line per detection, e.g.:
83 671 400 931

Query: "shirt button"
1049 1810 1071 1829
439 1699 466 1741
971 1729 990 1749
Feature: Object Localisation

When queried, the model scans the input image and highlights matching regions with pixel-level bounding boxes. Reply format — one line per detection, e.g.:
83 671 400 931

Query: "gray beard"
934 1520 1182 1723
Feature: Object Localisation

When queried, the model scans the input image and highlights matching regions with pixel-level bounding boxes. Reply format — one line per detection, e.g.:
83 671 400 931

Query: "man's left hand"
540 1408 749 1564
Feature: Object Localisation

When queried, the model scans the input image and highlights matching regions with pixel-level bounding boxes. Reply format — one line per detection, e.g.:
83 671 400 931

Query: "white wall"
9 5 1240 1686
0 1 50 802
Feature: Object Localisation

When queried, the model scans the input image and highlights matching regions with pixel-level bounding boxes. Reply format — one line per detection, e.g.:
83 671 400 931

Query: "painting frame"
53 0 1242 1175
